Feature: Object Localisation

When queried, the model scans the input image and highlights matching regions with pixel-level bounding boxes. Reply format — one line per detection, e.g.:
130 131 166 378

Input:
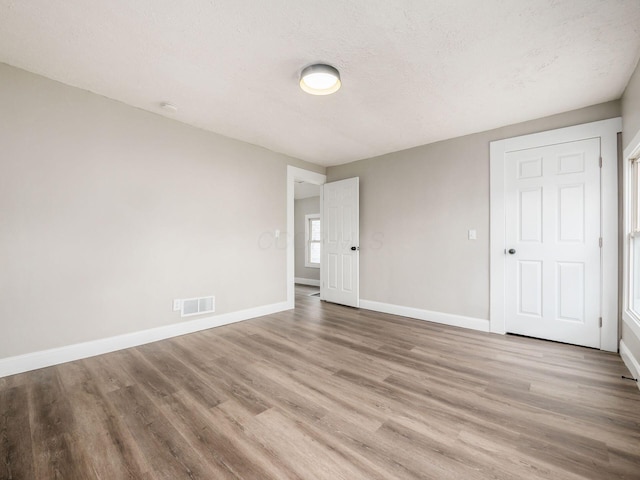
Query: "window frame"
633 159 640 234
305 213 321 268
623 139 640 341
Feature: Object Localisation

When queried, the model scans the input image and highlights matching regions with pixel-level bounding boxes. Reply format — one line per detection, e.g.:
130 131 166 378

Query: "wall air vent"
181 296 215 317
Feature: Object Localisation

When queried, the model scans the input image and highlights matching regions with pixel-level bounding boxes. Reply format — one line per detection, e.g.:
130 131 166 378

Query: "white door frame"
489 117 621 352
287 166 326 309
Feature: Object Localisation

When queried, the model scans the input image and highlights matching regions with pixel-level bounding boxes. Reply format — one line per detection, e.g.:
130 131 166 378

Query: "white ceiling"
1 1 639 167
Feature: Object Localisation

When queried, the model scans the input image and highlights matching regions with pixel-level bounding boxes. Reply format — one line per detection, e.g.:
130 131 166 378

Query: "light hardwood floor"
1 284 639 479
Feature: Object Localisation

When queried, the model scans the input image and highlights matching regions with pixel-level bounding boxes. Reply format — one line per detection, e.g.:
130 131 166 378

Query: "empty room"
2 1 640 479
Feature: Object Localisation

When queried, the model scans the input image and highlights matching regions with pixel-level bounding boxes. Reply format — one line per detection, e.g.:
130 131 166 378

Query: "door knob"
350 246 359 251
508 248 516 254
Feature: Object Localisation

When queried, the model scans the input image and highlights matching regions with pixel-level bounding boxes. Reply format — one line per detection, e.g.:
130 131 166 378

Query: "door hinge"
599 156 602 168
599 317 603 328
599 237 603 248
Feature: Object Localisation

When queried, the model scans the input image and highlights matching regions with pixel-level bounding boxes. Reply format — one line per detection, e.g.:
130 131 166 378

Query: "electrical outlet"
172 299 181 311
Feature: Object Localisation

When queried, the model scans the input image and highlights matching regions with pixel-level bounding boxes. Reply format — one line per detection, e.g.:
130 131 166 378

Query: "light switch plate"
172 299 181 311
468 229 477 240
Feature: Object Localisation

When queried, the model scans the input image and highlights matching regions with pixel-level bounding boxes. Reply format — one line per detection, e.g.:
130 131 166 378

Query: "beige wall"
294 197 321 282
1 56 631 362
0 63 323 359
621 58 640 366
327 101 621 320
622 323 640 366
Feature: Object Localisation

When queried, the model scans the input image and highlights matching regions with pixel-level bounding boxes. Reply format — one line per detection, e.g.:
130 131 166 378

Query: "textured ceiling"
1 1 640 166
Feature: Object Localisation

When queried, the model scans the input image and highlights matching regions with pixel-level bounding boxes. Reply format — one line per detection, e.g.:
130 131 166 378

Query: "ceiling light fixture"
299 64 341 95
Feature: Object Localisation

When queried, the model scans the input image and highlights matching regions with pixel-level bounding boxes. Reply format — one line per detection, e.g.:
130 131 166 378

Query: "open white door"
321 177 359 307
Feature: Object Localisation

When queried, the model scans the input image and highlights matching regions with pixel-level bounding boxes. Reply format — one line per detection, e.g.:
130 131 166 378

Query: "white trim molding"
287 166 326 308
621 130 640 353
620 340 640 392
490 117 621 351
0 301 289 378
295 277 320 287
360 299 490 332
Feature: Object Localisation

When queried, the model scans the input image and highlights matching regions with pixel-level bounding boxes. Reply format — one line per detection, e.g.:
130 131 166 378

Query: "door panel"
321 177 359 307
518 260 542 316
519 188 542 242
557 262 584 322
558 184 584 242
505 138 600 348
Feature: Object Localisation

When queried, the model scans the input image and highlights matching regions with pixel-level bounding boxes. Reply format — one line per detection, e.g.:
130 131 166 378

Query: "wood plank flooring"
1 284 639 479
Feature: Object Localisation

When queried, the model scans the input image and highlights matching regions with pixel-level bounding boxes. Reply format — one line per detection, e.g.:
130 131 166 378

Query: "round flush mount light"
299 64 341 95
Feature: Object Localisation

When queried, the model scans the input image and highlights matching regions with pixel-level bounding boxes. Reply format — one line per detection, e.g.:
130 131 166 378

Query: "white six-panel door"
321 177 359 307
504 138 601 348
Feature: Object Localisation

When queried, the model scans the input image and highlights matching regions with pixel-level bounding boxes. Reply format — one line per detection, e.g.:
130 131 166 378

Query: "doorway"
286 166 326 308
490 118 621 351
294 180 321 299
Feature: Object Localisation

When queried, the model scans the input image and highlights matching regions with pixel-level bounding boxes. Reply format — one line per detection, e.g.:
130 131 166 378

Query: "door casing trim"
489 117 621 352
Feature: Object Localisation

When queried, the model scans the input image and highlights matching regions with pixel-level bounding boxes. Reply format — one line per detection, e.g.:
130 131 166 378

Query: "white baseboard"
359 299 490 332
0 301 290 378
295 277 320 287
620 339 640 391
